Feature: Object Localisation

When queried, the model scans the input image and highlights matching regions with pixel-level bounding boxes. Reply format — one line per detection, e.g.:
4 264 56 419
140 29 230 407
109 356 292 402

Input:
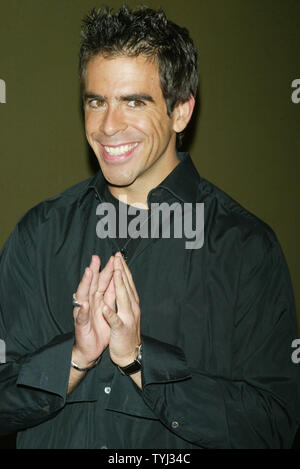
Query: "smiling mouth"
100 142 140 162
103 142 139 156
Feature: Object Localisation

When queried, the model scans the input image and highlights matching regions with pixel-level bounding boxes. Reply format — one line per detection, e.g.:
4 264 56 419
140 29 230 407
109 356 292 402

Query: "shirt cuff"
105 335 191 420
17 332 74 400
141 334 191 386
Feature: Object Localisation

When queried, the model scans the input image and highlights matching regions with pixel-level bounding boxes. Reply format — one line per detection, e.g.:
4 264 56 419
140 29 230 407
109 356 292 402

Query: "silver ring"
72 293 82 308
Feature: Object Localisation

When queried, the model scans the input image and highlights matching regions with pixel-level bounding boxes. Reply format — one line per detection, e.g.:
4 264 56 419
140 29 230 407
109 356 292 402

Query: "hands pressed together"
72 253 141 373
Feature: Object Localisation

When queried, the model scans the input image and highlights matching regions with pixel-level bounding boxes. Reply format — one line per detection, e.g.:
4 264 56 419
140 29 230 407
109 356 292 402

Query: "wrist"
71 346 101 371
116 344 142 376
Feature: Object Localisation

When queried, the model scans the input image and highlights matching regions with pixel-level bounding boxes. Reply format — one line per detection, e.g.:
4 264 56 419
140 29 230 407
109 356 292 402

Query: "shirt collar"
83 152 200 204
152 152 201 204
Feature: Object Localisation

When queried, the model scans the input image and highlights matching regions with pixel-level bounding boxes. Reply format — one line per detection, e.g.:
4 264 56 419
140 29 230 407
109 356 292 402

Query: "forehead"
84 54 163 97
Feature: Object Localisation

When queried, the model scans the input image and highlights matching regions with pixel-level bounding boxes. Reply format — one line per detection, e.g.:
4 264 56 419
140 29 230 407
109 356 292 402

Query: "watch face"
118 360 142 376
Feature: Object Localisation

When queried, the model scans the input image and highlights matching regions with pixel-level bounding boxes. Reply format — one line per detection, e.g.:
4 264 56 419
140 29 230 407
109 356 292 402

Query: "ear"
172 94 195 133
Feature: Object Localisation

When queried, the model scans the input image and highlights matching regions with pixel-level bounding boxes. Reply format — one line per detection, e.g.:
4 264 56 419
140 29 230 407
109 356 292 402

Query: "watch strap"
118 359 141 376
117 344 142 376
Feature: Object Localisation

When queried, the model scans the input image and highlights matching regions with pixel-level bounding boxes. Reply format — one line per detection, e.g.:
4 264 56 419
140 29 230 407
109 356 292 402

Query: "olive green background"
0 0 300 450
0 0 299 329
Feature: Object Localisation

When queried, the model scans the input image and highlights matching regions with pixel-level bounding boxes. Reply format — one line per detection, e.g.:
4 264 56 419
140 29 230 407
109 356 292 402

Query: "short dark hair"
79 5 198 144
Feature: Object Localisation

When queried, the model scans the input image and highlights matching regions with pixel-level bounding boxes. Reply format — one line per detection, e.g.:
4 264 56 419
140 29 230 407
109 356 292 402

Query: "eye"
127 100 145 108
88 99 105 109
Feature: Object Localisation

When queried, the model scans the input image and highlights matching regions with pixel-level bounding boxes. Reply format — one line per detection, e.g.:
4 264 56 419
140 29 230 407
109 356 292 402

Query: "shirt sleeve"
138 234 300 448
0 220 99 436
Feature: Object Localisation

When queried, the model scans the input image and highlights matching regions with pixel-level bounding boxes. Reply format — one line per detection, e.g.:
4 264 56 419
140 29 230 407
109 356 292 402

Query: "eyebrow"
84 92 155 104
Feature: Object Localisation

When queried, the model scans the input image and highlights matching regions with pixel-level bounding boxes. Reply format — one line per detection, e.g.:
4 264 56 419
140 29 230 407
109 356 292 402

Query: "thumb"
102 304 123 330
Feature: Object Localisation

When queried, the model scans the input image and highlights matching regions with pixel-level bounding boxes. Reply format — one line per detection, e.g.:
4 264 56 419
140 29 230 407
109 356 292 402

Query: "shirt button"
171 420 180 429
104 386 111 394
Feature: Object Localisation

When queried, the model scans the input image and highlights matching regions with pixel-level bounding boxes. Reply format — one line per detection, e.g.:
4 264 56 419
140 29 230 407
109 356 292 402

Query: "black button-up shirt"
0 152 299 448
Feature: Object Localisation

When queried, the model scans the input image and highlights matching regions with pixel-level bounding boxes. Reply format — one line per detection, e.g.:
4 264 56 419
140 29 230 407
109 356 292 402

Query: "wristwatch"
117 344 142 376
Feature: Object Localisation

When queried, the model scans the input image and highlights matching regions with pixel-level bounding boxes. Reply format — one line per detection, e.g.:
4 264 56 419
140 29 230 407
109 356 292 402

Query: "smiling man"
0 6 299 449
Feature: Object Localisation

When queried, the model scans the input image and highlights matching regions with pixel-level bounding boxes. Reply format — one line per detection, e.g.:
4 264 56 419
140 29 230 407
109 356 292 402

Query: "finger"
74 300 90 325
75 266 93 305
114 268 131 312
102 304 123 330
115 252 139 304
89 255 101 297
96 256 114 296
116 263 140 318
104 276 116 311
114 256 133 299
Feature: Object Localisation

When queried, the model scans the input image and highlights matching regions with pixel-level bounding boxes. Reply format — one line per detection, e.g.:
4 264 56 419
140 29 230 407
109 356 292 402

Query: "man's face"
84 54 180 195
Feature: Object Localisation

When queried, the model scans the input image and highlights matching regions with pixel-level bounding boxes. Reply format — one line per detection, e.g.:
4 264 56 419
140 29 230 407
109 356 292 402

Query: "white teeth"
104 143 138 156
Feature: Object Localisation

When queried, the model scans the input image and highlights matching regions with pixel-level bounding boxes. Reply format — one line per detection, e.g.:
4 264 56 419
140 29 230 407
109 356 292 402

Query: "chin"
96 153 140 187
102 171 136 188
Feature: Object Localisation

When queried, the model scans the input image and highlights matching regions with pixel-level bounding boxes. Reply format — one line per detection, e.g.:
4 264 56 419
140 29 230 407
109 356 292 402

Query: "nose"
100 104 127 136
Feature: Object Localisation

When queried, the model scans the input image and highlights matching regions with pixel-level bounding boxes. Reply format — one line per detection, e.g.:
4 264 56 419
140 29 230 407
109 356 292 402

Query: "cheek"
85 110 106 137
133 111 172 146
85 112 96 134
84 114 93 141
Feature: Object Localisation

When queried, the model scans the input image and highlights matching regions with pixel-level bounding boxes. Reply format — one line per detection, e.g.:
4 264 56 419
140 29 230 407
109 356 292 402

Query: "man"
0 5 299 449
